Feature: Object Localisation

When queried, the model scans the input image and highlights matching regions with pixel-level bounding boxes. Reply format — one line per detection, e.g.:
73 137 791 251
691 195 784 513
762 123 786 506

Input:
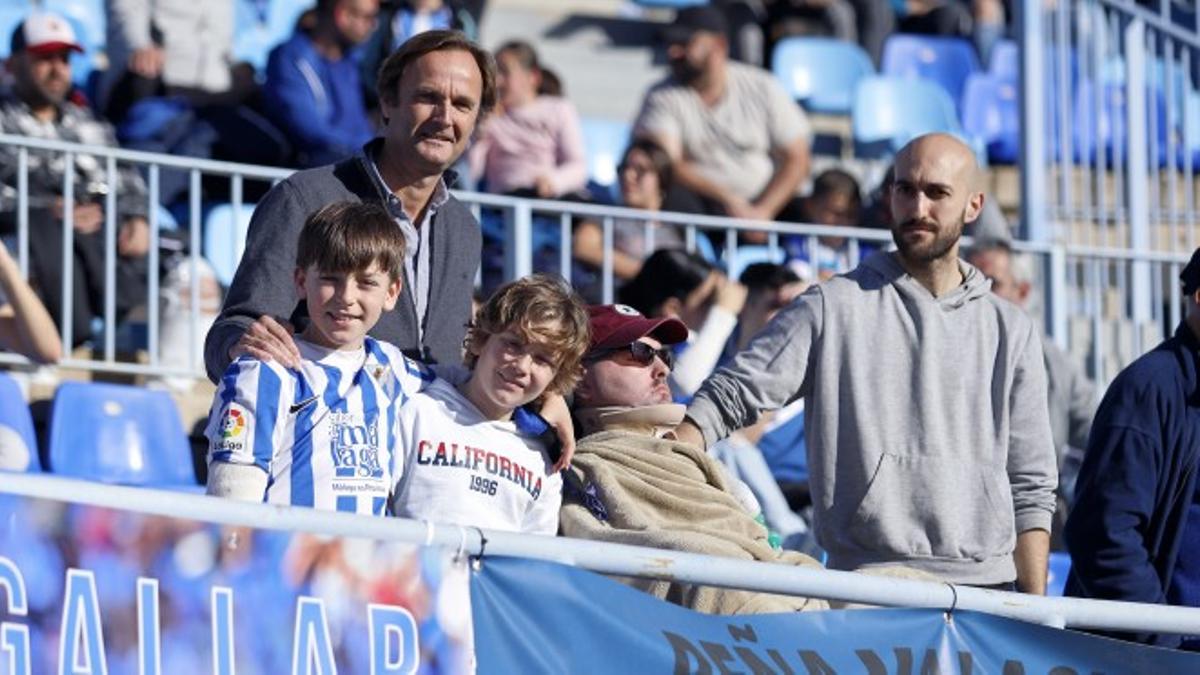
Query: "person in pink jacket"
468 40 587 199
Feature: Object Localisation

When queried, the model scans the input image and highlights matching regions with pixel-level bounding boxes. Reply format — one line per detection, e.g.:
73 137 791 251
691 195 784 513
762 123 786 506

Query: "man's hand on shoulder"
230 316 301 369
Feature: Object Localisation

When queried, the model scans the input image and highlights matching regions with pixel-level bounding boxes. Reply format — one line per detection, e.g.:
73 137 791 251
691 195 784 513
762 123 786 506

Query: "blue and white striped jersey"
205 336 434 515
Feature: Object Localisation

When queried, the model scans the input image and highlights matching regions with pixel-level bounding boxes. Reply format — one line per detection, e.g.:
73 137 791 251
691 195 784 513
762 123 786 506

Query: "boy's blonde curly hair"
464 274 590 396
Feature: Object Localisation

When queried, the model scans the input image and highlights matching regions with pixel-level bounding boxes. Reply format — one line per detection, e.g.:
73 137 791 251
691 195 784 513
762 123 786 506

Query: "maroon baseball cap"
587 304 688 354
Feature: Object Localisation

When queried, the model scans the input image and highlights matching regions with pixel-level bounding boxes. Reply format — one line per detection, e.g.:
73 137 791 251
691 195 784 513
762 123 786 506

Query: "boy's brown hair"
296 202 405 281
464 274 590 396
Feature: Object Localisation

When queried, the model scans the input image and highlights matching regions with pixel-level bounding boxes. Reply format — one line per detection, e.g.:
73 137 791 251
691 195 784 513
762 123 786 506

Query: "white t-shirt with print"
391 378 563 535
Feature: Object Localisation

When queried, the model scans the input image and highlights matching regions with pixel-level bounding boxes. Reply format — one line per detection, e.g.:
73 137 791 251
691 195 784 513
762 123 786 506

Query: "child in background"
204 201 433 514
391 274 590 534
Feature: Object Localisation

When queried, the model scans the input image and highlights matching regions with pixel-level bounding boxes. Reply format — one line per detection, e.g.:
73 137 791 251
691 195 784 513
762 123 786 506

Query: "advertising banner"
0 494 471 674
471 555 1200 675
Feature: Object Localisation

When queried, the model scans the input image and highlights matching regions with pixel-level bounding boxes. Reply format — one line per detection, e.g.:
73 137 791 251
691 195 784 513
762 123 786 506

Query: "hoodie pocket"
846 453 1013 561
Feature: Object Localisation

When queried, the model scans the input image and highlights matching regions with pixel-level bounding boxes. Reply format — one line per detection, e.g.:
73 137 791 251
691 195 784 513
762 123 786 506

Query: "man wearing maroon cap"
0 12 152 345
559 304 825 615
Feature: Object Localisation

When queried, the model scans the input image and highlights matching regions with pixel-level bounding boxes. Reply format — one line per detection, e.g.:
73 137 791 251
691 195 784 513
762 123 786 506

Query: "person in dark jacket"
204 30 493 381
1065 246 1200 649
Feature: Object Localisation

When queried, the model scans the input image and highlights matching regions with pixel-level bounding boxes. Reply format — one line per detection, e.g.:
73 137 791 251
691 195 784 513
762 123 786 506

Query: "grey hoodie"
687 251 1057 585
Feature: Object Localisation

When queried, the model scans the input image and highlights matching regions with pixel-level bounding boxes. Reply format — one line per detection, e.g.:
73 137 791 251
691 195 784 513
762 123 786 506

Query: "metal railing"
0 135 1189 388
2 471 1199 637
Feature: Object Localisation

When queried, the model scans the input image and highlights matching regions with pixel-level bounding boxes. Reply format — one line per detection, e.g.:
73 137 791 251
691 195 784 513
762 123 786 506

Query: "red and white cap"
10 12 84 56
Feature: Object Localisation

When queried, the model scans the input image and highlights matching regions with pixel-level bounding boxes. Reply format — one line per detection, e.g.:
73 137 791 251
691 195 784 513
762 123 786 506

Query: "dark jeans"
661 181 807 247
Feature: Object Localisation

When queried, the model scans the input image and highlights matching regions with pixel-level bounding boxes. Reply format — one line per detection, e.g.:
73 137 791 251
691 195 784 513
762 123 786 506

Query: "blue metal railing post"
1125 18 1153 326
1019 0 1048 244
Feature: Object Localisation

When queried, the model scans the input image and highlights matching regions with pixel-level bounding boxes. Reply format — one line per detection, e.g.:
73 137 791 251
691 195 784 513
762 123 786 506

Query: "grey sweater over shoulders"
204 142 481 381
687 251 1058 585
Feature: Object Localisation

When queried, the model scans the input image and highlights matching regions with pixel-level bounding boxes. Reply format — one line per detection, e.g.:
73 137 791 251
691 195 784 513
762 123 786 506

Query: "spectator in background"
1064 249 1200 649
634 6 811 243
678 133 1058 592
0 14 151 347
359 0 464 113
784 168 877 281
619 249 746 400
467 41 586 199
205 30 491 380
102 0 237 122
0 238 61 363
966 240 1095 527
264 0 380 167
572 139 686 297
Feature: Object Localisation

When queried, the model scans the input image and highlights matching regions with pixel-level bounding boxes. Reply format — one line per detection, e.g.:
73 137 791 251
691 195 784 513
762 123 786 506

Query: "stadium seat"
580 117 632 199
988 39 1018 82
881 34 981 113
0 372 41 472
961 73 1019 164
724 245 785 281
1047 552 1071 597
233 0 314 73
204 202 257 286
47 381 196 487
852 75 963 156
771 37 875 114
1072 79 1168 166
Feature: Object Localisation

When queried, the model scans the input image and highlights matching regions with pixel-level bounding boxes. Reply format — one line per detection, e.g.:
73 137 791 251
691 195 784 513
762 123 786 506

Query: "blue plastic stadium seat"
1072 80 1168 167
48 381 195 487
1047 552 1071 597
988 39 1018 82
234 0 314 73
961 73 1019 164
724 245 785 281
580 117 632 199
204 202 257 286
0 372 41 472
852 75 963 156
771 37 875 114
882 34 981 113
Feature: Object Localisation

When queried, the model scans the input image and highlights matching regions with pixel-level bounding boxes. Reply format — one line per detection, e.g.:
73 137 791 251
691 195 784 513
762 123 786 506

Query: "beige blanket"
560 429 827 615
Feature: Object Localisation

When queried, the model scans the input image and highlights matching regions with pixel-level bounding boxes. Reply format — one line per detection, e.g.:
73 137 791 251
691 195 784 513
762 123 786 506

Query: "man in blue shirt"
264 0 379 167
1065 247 1200 649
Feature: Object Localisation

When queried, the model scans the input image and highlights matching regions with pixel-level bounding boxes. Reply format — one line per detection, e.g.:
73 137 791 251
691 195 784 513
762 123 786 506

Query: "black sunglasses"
587 341 675 370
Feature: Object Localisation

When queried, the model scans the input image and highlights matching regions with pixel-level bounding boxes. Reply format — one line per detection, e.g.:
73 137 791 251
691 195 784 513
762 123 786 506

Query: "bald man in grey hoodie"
677 133 1057 593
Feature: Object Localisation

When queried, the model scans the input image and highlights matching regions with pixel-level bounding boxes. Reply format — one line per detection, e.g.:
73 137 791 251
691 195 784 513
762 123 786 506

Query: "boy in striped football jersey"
204 201 433 514
391 274 590 534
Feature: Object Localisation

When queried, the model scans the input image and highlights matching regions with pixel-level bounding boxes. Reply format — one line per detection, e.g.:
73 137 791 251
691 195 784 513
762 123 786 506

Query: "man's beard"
892 216 964 264
669 58 703 85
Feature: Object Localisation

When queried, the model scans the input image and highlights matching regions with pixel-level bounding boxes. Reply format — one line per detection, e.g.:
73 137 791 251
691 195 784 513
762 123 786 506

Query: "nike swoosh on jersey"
289 395 319 414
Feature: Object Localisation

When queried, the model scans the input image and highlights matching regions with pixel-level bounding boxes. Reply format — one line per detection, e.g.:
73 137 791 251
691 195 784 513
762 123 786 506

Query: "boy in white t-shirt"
204 201 434 514
391 274 590 534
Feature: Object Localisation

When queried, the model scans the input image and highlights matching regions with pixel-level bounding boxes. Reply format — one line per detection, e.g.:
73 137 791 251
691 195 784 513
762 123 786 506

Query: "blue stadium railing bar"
2 471 1200 637
0 136 1190 388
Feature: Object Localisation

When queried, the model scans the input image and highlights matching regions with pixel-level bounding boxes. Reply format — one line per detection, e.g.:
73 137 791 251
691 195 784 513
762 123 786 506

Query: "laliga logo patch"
613 304 641 317
221 406 247 439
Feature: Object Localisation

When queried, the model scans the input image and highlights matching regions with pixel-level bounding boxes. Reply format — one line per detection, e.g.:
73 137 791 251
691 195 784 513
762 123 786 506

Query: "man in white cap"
0 12 151 345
